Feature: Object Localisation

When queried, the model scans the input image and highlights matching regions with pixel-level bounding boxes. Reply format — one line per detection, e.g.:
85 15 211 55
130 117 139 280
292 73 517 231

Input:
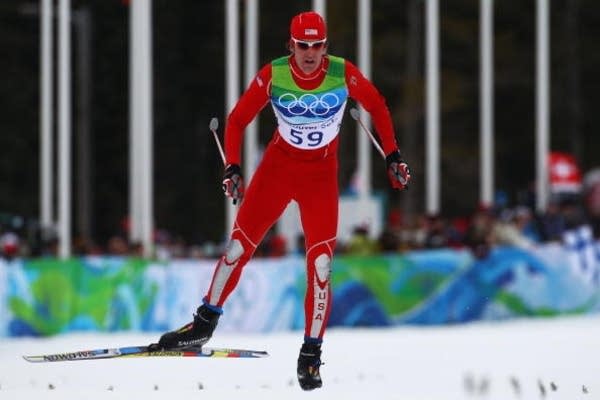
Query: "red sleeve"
224 64 272 166
345 60 399 156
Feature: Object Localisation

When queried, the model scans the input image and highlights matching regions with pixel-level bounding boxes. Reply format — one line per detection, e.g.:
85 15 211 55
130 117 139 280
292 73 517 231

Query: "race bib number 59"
289 128 324 147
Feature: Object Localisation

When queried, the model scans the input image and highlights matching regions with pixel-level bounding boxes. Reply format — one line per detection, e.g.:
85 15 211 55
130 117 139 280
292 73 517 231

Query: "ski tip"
193 347 270 358
248 349 269 358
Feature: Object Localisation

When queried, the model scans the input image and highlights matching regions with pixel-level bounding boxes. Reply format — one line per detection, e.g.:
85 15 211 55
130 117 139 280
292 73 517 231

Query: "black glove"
222 164 245 205
386 150 411 190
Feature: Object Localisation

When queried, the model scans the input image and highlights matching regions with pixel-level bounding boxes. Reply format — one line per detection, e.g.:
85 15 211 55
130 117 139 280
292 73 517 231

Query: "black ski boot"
297 342 323 390
151 305 220 350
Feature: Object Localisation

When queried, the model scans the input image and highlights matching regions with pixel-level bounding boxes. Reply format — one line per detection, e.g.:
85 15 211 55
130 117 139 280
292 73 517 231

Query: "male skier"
152 11 411 391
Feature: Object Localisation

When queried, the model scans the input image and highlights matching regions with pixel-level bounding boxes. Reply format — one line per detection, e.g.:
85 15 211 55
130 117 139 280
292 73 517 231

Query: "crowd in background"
344 196 596 260
1 185 599 262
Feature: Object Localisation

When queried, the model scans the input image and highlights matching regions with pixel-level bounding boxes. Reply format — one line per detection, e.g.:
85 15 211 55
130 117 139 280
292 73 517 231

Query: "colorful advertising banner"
1 240 599 337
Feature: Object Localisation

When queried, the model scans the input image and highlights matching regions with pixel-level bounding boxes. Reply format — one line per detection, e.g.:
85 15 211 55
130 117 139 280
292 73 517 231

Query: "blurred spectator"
107 235 129 255
424 214 448 249
187 244 205 259
560 194 587 230
493 208 535 249
73 235 102 256
447 217 469 249
537 201 566 242
377 209 403 252
1 232 20 261
153 229 189 260
265 229 287 258
464 206 496 259
401 214 428 250
129 241 144 257
345 224 379 255
169 236 188 259
255 227 288 258
513 206 541 243
378 227 400 253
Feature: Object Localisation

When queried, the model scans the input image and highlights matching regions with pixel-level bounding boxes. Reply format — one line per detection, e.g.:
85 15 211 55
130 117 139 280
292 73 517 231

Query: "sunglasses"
292 38 327 50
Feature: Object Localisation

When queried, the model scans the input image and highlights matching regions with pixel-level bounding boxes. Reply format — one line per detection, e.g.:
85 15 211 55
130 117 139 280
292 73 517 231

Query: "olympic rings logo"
277 92 340 116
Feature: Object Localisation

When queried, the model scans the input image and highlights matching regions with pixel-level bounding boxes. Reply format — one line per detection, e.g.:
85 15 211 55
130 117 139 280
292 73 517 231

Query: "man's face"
291 38 327 74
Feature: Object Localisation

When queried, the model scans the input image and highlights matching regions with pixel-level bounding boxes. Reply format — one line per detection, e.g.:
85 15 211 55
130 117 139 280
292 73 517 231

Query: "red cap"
290 11 327 41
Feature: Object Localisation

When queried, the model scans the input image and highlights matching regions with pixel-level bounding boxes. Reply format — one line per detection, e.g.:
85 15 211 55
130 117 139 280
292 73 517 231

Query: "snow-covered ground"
0 315 598 400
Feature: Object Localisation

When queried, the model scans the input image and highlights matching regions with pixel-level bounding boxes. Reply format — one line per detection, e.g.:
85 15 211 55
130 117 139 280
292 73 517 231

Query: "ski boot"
297 342 323 390
150 304 220 350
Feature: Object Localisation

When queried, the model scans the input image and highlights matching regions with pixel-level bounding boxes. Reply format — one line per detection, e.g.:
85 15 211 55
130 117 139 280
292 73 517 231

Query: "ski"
23 345 269 363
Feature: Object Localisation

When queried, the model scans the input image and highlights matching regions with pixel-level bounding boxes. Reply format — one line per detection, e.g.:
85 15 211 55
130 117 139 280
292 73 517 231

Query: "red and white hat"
290 11 327 41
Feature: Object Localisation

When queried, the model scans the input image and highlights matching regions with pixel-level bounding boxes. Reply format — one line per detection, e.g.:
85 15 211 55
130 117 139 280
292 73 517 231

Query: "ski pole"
349 107 386 159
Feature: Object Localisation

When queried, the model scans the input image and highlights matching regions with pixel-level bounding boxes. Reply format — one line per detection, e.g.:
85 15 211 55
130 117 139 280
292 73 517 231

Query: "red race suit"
204 55 399 342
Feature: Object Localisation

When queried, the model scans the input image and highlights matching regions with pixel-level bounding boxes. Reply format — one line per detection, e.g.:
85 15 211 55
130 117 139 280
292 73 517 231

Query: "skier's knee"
225 239 244 264
313 253 331 284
